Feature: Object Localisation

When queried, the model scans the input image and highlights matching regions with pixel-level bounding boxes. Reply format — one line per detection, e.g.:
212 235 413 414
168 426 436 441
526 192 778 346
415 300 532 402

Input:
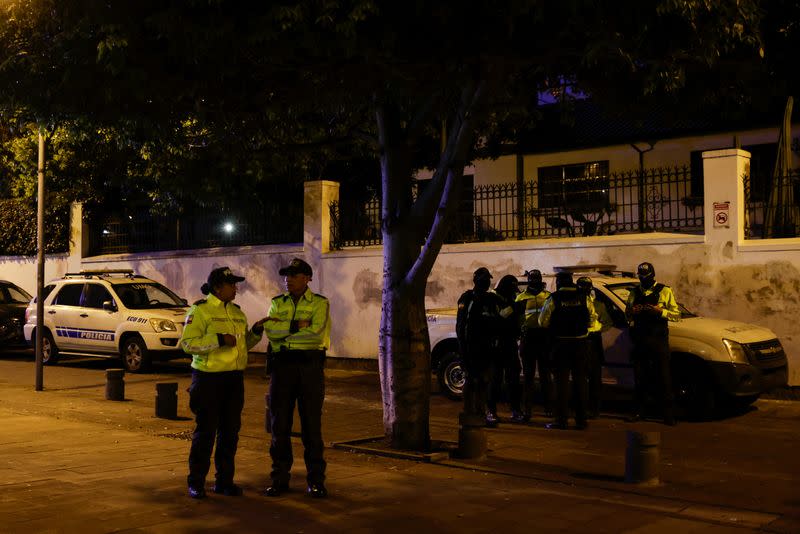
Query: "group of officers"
456 262 680 431
179 258 330 501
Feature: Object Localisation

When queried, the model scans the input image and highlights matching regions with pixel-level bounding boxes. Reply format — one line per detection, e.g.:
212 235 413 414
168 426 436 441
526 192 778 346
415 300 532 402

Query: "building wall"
3 151 800 385
451 126 800 186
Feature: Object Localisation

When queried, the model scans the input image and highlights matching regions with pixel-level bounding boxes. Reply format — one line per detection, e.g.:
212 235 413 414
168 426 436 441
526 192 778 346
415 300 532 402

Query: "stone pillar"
304 180 340 256
702 148 751 253
303 180 340 292
68 202 84 273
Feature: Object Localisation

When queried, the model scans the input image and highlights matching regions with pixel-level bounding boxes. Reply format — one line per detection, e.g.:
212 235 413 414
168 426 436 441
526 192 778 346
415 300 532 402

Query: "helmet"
637 262 655 280
526 269 542 284
576 276 593 292
555 271 573 289
637 262 656 289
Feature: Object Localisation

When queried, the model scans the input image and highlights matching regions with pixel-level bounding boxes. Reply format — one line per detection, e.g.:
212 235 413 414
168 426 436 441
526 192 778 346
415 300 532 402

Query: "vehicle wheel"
673 360 716 420
37 329 59 365
437 351 465 401
726 394 759 412
121 336 151 372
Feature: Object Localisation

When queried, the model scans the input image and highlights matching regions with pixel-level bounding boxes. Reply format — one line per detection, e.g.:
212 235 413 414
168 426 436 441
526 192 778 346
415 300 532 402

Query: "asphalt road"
1 348 799 533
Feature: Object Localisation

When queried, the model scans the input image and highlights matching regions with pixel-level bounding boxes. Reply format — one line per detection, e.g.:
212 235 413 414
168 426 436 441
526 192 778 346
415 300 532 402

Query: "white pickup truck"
427 269 788 418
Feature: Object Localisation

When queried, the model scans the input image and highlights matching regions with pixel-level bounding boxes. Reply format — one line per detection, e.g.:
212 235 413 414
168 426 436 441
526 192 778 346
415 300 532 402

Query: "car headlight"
150 319 177 333
723 339 750 364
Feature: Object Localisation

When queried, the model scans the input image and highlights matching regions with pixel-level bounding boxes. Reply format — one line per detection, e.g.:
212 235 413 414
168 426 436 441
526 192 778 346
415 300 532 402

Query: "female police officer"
181 267 267 499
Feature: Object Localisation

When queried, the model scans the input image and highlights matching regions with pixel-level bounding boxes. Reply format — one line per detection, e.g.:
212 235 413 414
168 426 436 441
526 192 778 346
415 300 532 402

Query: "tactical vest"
549 288 590 338
631 283 668 332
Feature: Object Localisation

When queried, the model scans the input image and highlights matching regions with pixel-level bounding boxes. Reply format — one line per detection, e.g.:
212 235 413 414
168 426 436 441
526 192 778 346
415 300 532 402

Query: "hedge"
0 196 70 255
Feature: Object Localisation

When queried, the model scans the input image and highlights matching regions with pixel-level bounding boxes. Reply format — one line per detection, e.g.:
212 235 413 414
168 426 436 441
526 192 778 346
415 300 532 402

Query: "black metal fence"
331 166 703 248
744 170 800 238
86 208 303 256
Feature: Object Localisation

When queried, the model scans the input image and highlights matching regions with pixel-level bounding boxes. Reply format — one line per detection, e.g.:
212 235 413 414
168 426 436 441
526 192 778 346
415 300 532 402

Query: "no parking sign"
713 201 730 228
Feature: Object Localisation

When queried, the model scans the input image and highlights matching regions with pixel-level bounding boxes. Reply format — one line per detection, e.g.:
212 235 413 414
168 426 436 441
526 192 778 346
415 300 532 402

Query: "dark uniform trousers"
520 328 552 416
551 337 589 426
188 370 245 488
267 350 326 486
462 343 493 417
487 338 522 415
632 330 674 419
587 332 604 414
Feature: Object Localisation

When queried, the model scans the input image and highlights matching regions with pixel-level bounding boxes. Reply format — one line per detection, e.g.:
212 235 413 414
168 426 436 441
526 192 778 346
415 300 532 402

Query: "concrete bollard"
105 369 125 401
455 412 487 459
625 430 661 485
155 382 178 419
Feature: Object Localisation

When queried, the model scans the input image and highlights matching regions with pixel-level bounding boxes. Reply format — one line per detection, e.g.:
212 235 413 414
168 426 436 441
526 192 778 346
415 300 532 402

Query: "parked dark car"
0 280 33 348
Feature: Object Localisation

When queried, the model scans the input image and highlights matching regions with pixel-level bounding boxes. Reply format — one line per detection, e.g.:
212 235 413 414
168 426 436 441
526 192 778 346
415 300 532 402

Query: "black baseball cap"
208 266 245 286
279 257 313 276
473 267 492 281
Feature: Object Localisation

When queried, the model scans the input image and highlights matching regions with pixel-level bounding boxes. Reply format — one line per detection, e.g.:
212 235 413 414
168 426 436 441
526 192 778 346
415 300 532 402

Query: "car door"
594 289 635 388
77 283 119 353
49 283 86 351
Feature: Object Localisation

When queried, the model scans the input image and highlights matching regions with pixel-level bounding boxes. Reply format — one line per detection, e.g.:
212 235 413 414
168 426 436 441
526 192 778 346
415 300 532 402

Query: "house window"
538 161 610 210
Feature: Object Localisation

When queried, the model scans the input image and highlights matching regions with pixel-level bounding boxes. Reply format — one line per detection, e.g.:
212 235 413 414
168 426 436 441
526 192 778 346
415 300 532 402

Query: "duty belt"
272 347 326 362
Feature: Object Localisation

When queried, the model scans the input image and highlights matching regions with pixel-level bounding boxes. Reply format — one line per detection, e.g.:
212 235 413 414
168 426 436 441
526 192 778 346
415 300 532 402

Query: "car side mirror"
102 300 117 312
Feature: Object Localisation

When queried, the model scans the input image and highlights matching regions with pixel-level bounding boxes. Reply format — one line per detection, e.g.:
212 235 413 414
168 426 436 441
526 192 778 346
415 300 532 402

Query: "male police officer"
539 271 595 430
626 262 680 426
263 258 331 498
456 267 502 427
577 276 611 418
516 269 552 421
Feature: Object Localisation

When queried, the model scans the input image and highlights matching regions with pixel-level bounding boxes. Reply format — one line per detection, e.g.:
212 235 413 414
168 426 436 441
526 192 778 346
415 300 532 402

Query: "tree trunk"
376 81 486 450
379 238 431 450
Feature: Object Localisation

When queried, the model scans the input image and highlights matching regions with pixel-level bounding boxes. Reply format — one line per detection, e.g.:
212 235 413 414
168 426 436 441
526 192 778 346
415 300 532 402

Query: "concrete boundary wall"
1 153 799 384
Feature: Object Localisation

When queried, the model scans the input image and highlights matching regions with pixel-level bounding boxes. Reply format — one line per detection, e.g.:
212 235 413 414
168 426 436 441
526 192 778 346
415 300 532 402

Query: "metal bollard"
625 430 661 485
105 369 125 401
155 382 178 419
455 412 487 459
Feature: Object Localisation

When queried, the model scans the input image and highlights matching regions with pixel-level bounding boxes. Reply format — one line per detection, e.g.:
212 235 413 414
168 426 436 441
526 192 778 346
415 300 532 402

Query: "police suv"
428 266 789 418
24 270 189 372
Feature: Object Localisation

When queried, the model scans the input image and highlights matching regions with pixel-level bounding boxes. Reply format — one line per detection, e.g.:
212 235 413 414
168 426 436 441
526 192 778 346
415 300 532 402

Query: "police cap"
473 267 492 282
279 257 313 277
208 266 245 286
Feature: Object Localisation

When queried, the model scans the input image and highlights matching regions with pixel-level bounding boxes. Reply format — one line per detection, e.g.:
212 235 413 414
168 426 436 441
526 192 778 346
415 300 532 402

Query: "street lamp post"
35 125 45 391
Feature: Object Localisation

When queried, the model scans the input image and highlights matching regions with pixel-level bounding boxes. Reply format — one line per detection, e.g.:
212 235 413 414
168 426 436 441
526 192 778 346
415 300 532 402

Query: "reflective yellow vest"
180 293 262 372
516 289 551 331
264 288 330 351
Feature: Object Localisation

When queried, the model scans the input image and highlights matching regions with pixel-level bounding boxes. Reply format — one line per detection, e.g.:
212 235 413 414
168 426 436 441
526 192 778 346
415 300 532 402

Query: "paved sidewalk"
0 355 798 533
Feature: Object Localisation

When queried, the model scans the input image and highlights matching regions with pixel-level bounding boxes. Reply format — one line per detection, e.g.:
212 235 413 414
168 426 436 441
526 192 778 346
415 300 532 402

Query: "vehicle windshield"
605 282 696 318
2 283 33 303
111 283 186 309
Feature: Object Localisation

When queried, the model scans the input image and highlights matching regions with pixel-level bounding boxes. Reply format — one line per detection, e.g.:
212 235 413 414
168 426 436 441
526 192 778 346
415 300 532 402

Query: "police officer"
626 262 680 426
456 267 502 427
539 271 595 430
263 258 331 498
577 276 611 418
181 267 266 499
488 274 524 423
516 269 552 421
